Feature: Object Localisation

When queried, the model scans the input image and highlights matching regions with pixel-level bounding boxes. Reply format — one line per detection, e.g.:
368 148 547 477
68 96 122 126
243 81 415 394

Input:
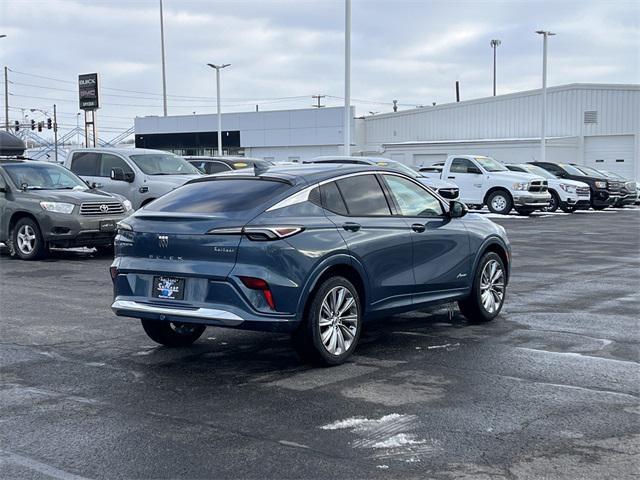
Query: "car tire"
458 252 506 323
592 205 608 210
11 217 48 260
486 190 513 215
544 191 560 212
560 205 576 213
292 276 362 366
95 244 114 256
141 319 206 347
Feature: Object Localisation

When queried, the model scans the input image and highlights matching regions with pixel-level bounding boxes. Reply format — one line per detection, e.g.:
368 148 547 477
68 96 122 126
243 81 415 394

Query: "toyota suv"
65 148 201 210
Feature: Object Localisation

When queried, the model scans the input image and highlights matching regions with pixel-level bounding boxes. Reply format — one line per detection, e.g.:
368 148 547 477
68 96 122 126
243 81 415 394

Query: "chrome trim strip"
111 300 244 323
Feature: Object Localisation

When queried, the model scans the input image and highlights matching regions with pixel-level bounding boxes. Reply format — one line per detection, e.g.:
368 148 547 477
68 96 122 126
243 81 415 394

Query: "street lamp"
206 63 230 156
490 39 501 96
159 0 168 116
536 30 555 162
344 0 351 155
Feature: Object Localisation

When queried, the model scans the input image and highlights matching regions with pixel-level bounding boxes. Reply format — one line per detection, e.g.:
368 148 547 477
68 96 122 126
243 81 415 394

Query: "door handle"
342 222 361 232
447 176 456 179
411 223 426 233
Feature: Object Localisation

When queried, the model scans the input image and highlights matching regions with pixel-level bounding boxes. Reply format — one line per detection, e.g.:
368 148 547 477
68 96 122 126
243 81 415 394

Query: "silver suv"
65 148 201 209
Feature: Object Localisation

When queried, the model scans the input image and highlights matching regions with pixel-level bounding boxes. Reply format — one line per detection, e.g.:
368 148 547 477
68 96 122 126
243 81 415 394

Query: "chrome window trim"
266 170 448 213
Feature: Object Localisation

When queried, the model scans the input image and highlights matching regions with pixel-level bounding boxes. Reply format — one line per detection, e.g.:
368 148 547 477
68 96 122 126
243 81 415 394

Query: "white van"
65 148 201 209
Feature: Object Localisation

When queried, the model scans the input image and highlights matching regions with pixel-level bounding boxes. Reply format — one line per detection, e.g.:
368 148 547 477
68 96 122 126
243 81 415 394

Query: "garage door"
584 135 636 180
412 153 447 167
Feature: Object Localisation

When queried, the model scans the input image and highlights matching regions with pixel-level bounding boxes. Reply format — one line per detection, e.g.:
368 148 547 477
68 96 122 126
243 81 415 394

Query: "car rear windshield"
143 179 291 213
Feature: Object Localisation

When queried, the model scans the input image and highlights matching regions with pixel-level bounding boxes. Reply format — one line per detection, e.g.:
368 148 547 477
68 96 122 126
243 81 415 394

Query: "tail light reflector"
239 276 275 310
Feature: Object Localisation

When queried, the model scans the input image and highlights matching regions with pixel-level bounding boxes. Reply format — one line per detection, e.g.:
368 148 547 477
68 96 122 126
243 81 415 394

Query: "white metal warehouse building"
134 83 639 181
364 83 640 181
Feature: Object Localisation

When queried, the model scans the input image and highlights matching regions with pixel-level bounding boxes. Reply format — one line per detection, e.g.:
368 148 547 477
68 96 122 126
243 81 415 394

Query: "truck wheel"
544 191 559 212
592 205 607 210
486 190 513 215
95 244 114 256
514 208 534 216
560 205 576 213
458 252 506 323
292 276 362 366
141 319 206 347
11 217 48 260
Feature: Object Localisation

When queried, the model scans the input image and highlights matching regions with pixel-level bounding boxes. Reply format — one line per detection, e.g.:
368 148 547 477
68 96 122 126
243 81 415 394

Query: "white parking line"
0 450 92 480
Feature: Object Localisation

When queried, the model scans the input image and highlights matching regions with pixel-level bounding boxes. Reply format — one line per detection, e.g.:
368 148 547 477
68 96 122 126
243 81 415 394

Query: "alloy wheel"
17 225 37 255
480 259 505 314
491 195 507 212
318 286 358 356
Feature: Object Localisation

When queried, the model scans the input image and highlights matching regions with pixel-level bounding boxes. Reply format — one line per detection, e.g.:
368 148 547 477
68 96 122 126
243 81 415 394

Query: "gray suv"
65 148 201 209
0 158 131 260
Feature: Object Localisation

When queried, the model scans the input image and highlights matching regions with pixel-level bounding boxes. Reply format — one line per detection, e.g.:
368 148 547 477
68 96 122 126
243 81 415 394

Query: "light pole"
2 36 7 131
536 30 555 162
159 0 168 116
490 39 501 96
207 63 230 156
76 113 81 145
344 0 351 156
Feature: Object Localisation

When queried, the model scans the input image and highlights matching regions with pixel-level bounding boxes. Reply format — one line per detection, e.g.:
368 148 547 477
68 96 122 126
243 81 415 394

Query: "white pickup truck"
422 155 551 215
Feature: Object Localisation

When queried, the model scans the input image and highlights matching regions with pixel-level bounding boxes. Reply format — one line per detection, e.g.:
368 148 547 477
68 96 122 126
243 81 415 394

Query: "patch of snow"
321 413 403 430
427 342 460 350
371 433 426 449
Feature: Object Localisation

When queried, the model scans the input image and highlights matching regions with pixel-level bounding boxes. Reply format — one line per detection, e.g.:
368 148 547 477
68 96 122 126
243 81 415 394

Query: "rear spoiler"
185 175 293 186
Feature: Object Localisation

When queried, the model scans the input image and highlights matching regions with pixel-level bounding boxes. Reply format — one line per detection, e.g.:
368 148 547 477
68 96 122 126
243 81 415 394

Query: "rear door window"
336 174 391 216
320 181 348 215
144 179 291 213
206 161 231 174
70 152 100 176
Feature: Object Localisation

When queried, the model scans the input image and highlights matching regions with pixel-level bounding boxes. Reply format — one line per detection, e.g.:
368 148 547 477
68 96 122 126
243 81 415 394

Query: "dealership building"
135 83 639 180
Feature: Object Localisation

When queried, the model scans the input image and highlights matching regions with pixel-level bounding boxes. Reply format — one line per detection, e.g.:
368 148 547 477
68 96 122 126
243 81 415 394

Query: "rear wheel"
141 319 206 347
592 205 608 210
458 252 506 323
486 190 513 215
94 244 114 256
560 205 576 213
11 217 47 260
514 207 534 216
292 276 362 366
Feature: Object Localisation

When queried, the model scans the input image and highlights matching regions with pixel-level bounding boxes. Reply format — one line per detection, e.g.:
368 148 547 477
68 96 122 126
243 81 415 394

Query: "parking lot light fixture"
536 30 555 162
207 63 231 156
490 39 501 96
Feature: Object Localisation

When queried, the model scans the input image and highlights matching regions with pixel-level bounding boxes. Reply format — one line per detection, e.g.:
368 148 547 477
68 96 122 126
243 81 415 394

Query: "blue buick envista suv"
111 164 510 365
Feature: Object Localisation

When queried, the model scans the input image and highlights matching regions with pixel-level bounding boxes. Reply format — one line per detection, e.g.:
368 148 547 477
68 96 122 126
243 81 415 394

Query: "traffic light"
31 119 36 131
47 118 52 129
14 120 19 132
37 121 43 132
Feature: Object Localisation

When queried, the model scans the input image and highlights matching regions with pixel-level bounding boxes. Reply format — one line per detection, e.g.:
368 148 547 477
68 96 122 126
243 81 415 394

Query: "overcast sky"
1 0 638 137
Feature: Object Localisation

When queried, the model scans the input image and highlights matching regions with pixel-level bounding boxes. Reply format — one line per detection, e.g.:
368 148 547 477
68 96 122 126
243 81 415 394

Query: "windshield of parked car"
574 165 607 178
382 160 422 178
474 156 508 172
519 164 557 179
3 163 89 190
557 163 588 176
599 170 624 180
129 153 200 175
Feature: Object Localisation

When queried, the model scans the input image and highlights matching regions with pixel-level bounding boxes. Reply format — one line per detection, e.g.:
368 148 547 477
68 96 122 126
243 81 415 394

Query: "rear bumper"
512 191 551 208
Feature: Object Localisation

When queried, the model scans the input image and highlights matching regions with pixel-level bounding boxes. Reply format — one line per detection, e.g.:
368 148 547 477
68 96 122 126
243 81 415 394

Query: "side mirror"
467 166 482 175
124 172 135 183
110 167 126 181
449 200 468 218
91 182 103 189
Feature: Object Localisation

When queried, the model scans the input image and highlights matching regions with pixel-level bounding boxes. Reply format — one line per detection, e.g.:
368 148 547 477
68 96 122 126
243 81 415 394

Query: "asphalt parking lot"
1 208 639 479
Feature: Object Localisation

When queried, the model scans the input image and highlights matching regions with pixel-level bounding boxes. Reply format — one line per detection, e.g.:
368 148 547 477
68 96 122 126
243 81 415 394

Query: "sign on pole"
78 73 100 110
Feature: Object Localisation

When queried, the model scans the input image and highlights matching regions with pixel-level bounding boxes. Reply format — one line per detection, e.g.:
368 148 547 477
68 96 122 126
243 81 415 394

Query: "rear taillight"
243 226 304 241
239 276 275 310
109 266 119 281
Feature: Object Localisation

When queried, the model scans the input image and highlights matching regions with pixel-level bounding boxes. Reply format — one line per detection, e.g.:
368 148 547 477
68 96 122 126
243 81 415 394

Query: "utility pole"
207 63 230 156
536 30 555 162
490 39 501 96
344 0 351 156
312 94 326 108
159 0 168 116
4 66 8 132
53 104 58 163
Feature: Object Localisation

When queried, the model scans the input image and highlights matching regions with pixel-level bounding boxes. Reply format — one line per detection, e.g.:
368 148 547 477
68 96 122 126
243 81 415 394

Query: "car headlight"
122 200 133 212
595 181 607 189
39 201 75 214
559 183 576 193
512 182 529 191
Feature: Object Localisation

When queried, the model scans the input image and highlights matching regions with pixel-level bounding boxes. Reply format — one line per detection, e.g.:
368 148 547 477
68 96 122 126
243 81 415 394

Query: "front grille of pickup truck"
576 186 590 196
625 181 636 192
528 180 548 193
80 201 125 216
437 187 459 199
608 181 623 193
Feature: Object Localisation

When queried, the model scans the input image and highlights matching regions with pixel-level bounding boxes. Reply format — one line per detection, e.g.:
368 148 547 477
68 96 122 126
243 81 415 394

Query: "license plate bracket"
99 220 116 232
152 276 185 300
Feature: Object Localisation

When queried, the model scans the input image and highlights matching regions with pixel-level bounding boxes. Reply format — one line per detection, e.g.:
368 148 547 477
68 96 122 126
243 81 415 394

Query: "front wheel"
514 207 534 216
544 191 560 212
292 276 362 366
560 205 576 213
592 205 608 210
141 319 206 347
11 217 48 260
458 252 506 323
486 190 513 215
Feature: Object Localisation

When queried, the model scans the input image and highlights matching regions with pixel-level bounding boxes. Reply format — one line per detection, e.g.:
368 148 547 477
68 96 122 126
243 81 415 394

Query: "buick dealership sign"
78 73 100 110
